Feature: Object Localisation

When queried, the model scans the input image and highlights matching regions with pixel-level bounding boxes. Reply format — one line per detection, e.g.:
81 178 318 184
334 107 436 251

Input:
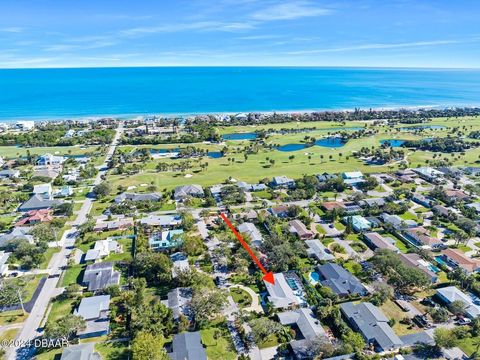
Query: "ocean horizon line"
1 65 480 71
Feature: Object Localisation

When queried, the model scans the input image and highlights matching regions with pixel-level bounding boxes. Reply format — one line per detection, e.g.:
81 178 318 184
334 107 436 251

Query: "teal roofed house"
343 215 372 232
149 229 184 250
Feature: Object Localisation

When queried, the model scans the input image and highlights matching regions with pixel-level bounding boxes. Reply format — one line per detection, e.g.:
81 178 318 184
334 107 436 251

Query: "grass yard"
61 264 86 286
39 247 60 269
229 287 253 309
384 232 410 253
0 328 19 342
458 336 480 357
200 328 236 360
105 238 133 262
33 347 63 360
380 300 419 336
257 333 280 349
47 298 77 324
95 340 130 360
399 211 418 221
0 310 27 326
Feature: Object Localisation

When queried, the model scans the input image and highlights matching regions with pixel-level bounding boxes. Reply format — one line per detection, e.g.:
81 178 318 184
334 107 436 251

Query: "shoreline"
1 103 479 123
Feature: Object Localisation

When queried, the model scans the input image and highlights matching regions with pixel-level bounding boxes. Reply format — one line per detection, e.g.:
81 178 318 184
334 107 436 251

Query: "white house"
33 183 53 200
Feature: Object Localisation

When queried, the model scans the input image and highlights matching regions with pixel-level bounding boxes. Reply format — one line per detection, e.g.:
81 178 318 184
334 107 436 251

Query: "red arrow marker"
219 213 275 285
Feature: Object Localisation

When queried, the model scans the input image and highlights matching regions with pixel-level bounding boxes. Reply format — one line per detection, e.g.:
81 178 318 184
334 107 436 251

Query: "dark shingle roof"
168 332 207 360
317 263 366 296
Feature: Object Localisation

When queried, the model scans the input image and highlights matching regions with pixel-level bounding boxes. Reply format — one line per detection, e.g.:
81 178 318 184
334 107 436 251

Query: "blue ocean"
0 67 479 121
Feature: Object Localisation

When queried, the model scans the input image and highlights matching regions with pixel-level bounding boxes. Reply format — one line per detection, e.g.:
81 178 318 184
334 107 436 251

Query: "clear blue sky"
0 0 479 68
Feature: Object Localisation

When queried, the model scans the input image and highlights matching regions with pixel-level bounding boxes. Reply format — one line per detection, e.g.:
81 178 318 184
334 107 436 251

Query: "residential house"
149 229 184 250
322 201 346 212
15 209 53 226
18 194 59 212
359 198 386 208
32 168 60 179
305 240 335 262
82 262 120 292
466 203 480 214
139 214 182 228
33 183 53 200
343 215 372 232
317 263 367 297
436 286 480 319
237 181 267 192
403 227 445 250
162 287 193 321
73 295 111 338
264 273 300 309
316 172 339 182
412 194 433 208
173 185 204 201
238 222 263 247
340 302 403 352
0 251 10 275
289 220 314 240
60 343 101 360
269 205 290 218
432 204 451 217
413 167 443 183
277 308 328 359
445 189 470 202
380 213 417 230
114 192 162 203
93 218 134 232
84 239 121 262
342 202 363 214
399 253 438 283
271 175 295 188
37 153 65 166
0 169 20 179
168 331 207 360
342 171 364 186
440 248 480 273
55 186 74 198
171 252 190 278
363 232 399 252
0 227 34 248
15 120 35 131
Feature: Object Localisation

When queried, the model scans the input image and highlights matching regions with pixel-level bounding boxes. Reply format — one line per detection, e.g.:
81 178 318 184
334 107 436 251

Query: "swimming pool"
309 271 320 285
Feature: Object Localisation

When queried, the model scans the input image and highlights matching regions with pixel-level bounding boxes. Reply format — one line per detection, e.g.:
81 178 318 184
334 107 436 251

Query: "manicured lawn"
458 336 480 357
39 247 60 269
399 212 418 221
253 190 272 200
334 221 345 231
380 300 418 336
229 287 252 309
105 238 133 262
0 328 19 342
384 233 409 253
343 260 362 276
452 244 472 253
0 310 27 326
316 224 326 234
61 264 86 286
200 328 236 360
47 298 77 324
95 340 130 360
257 334 280 349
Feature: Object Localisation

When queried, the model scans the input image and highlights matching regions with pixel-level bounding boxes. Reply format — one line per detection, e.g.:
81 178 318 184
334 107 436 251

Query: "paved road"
7 123 123 360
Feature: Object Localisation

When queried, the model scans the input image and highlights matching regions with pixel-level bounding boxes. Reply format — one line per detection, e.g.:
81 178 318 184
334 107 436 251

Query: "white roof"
437 286 480 318
264 273 299 309
33 183 51 194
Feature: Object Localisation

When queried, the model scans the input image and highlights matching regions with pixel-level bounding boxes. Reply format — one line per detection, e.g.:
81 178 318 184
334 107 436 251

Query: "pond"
150 148 180 154
315 137 347 148
207 151 223 158
399 125 446 131
276 143 311 152
380 139 406 147
222 132 257 140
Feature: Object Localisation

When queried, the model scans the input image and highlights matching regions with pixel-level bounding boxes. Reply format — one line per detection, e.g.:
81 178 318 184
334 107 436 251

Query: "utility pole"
17 289 25 315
